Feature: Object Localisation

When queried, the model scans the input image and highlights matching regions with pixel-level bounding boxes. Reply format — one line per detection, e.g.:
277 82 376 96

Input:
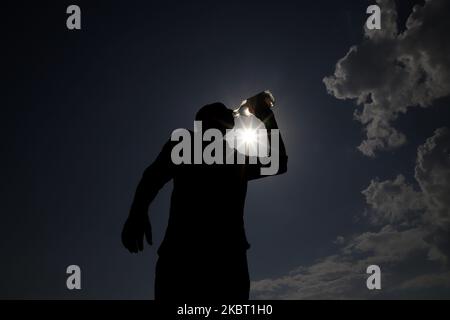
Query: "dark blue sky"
2 0 449 299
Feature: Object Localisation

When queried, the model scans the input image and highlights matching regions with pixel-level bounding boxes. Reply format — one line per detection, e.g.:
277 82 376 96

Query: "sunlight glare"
241 128 257 145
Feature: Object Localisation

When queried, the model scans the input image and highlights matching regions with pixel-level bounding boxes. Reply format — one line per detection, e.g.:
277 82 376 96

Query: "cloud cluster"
361 127 450 263
251 128 450 299
251 255 366 299
323 0 450 156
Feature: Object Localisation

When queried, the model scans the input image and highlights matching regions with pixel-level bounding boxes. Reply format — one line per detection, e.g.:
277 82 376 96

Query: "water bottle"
233 90 275 118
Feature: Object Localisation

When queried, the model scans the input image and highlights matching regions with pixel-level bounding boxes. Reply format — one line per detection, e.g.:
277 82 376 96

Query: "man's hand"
121 213 153 253
248 103 274 123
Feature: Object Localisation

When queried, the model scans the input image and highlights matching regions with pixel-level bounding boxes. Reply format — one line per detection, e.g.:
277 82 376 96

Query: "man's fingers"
144 221 153 246
127 238 137 253
121 230 131 251
122 226 136 253
122 217 150 253
138 233 144 251
124 236 135 253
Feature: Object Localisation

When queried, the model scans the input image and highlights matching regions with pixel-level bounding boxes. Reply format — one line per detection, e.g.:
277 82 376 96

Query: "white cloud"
362 175 426 226
398 272 450 290
343 226 429 264
251 128 450 299
323 0 450 156
251 255 368 299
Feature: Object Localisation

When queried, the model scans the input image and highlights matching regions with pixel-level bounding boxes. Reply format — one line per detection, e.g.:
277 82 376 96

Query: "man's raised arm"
247 109 288 180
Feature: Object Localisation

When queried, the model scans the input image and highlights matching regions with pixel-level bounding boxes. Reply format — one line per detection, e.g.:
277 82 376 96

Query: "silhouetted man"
122 102 287 300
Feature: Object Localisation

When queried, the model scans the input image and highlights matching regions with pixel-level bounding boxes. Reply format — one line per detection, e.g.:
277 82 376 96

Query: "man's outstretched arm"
122 141 173 253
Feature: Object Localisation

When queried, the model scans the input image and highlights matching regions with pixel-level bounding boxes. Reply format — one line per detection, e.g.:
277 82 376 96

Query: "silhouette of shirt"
130 131 288 256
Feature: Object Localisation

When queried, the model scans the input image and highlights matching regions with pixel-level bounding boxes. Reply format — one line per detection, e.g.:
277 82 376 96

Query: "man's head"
195 102 234 135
